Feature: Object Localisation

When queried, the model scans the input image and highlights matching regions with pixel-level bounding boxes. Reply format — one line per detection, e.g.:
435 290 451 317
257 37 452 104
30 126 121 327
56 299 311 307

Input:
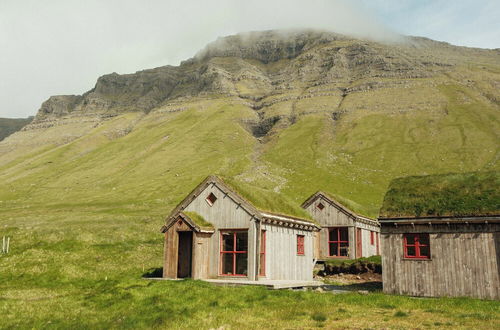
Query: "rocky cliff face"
1 29 498 218
30 29 498 128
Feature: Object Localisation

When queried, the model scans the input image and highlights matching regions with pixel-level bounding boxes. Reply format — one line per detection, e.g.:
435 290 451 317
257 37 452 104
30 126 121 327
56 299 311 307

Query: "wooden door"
356 228 362 258
177 231 193 278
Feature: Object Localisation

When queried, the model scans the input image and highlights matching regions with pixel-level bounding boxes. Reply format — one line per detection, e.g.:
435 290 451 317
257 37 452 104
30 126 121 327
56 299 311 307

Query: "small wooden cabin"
379 172 500 300
302 192 380 260
161 176 320 281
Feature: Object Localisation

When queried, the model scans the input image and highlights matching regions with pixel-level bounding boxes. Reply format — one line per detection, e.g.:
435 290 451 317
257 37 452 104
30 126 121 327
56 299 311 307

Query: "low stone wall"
318 260 382 276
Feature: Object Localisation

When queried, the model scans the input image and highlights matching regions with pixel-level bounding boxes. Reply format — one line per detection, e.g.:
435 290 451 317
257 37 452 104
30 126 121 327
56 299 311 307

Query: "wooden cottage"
302 192 380 260
379 172 500 300
161 176 320 281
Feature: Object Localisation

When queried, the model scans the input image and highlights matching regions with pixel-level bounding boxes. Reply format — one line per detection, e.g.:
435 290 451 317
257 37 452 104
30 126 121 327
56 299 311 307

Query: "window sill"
402 257 432 261
218 275 248 278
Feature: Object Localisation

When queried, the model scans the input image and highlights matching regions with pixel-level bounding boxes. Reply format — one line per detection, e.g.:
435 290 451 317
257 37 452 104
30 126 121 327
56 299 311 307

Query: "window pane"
340 228 348 241
235 253 248 275
329 229 337 242
221 253 233 275
236 232 248 251
406 246 416 257
222 232 234 251
419 234 430 246
340 242 349 256
419 245 430 258
405 234 415 245
329 243 339 256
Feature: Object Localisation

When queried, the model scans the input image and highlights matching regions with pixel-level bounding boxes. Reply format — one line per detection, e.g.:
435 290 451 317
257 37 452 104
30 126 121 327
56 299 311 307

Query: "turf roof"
183 211 214 230
379 171 500 218
217 176 314 222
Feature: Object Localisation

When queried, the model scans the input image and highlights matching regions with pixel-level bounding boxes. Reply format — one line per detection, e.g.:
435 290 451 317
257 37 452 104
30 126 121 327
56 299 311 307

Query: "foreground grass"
2 278 499 329
1 210 498 329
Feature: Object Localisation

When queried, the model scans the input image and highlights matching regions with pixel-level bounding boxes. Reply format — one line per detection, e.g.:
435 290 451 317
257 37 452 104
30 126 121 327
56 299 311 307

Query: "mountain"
0 116 33 141
0 29 499 218
1 29 499 327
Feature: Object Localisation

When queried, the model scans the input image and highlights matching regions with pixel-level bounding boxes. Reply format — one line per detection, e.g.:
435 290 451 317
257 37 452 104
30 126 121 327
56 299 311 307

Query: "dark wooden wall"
163 217 212 279
381 223 500 300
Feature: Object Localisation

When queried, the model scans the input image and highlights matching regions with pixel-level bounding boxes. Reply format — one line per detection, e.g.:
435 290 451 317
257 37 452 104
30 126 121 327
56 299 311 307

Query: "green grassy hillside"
0 30 499 328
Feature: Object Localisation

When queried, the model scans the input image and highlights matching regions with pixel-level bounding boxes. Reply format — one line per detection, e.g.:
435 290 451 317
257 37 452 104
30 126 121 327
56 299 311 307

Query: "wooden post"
2 236 5 254
254 218 261 281
6 237 9 254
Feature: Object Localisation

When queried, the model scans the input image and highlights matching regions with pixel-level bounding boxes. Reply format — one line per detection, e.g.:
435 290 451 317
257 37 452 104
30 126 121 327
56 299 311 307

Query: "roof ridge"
302 190 376 221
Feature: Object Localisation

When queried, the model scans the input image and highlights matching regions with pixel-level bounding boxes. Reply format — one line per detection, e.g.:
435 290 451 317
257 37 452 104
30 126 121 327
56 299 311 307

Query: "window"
206 192 217 206
316 202 325 211
403 233 430 259
259 230 266 276
297 235 305 255
370 231 375 245
329 227 349 257
220 231 248 276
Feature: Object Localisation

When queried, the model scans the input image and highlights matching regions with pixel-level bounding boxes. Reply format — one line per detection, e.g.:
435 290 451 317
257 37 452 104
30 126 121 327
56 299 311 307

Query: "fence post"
2 236 4 254
6 237 9 254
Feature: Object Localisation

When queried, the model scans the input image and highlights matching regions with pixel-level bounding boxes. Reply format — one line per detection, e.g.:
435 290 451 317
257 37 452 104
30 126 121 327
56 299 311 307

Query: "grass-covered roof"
379 171 500 218
220 177 314 222
183 211 214 230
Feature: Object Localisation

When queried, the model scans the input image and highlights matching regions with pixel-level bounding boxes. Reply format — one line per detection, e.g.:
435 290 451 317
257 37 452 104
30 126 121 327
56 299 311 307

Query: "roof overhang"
378 215 500 226
161 212 215 233
260 212 320 231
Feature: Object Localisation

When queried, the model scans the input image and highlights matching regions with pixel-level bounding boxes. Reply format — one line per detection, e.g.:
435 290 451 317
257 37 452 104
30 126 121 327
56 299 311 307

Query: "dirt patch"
317 271 382 285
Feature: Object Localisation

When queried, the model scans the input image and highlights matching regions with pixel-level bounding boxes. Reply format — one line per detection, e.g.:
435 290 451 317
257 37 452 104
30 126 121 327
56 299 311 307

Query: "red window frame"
297 235 305 255
403 233 430 259
259 230 266 276
329 227 349 257
370 231 375 245
219 230 248 276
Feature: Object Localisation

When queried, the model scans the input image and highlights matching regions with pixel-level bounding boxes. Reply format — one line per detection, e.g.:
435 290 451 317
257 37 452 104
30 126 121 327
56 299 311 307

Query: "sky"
1 0 499 118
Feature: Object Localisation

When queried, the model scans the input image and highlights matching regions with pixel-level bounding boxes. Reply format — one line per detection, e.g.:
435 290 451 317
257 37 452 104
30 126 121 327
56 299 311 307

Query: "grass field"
0 61 499 328
1 209 499 329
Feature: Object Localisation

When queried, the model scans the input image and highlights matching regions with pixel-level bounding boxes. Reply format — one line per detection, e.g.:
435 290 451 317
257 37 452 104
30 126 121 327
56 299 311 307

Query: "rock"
357 290 369 295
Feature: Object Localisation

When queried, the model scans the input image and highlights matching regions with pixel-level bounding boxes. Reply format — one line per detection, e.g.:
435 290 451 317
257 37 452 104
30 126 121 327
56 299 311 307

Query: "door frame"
177 231 193 278
356 228 363 258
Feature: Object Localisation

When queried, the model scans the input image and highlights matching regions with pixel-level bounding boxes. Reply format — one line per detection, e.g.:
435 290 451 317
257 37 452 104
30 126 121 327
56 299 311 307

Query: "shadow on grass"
325 281 383 292
142 267 163 278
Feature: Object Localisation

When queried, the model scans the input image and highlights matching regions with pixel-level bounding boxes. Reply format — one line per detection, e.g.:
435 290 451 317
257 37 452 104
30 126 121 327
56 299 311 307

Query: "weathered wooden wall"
360 228 379 257
305 196 354 227
163 218 193 278
185 183 257 279
262 223 314 281
381 223 500 300
185 183 254 229
192 232 211 279
305 196 380 259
